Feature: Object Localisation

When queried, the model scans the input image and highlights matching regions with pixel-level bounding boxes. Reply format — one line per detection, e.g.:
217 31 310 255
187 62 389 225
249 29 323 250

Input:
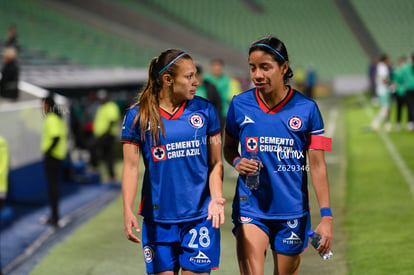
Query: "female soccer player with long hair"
224 36 333 275
121 49 225 275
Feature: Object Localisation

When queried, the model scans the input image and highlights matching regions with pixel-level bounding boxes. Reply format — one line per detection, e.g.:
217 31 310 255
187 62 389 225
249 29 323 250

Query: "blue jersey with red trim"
226 88 325 219
121 96 221 223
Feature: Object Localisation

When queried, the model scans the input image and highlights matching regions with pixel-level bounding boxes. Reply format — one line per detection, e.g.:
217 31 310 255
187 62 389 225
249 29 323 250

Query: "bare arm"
122 143 141 243
309 149 333 255
207 134 225 228
223 132 258 175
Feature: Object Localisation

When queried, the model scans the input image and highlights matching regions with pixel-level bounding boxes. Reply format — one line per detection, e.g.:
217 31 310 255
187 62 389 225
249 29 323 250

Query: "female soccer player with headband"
224 36 333 275
121 49 225 275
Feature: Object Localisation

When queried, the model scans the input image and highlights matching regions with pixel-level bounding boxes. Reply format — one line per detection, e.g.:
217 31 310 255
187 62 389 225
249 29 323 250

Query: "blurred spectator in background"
392 56 408 131
0 135 9 210
304 65 316 98
4 24 19 51
371 54 392 131
91 89 121 183
229 75 242 98
0 47 19 101
40 95 68 227
368 58 378 105
0 135 6 275
402 53 414 131
195 64 223 124
294 65 305 91
204 58 231 126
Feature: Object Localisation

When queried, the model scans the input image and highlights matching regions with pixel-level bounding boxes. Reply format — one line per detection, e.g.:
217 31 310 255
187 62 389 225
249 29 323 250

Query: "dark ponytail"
249 36 293 85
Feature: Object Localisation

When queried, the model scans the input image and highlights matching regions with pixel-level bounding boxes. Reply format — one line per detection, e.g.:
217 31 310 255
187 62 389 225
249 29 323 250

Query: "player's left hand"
207 197 226 228
314 216 333 256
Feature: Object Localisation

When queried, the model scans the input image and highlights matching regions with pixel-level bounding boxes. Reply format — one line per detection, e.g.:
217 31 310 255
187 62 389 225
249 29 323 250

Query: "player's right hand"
123 211 141 243
235 158 260 175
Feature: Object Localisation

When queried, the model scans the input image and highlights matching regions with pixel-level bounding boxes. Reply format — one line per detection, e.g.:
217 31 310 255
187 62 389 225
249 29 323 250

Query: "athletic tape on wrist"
320 207 333 217
233 157 241 168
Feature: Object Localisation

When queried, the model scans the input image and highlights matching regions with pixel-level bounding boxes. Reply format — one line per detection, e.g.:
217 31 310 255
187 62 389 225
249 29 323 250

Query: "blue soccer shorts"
141 217 220 274
232 213 310 255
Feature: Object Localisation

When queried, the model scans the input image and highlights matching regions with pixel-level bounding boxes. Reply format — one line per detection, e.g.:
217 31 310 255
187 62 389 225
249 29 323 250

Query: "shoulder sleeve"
225 98 239 138
120 106 141 145
308 101 325 136
307 101 332 151
207 101 221 136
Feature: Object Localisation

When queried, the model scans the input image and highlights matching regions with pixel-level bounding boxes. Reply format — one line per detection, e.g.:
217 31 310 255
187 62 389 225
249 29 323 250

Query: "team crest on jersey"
288 116 303 131
143 246 154 263
151 145 167 161
189 113 204 128
239 216 253 223
246 137 258 152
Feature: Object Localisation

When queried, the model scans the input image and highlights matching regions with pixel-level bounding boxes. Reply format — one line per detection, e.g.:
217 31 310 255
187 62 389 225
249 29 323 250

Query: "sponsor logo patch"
283 232 303 245
189 250 211 264
151 145 166 161
241 115 255 125
246 137 258 152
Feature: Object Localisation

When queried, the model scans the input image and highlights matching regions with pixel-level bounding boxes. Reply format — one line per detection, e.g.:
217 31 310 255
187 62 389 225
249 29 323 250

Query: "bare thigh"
235 223 270 275
272 251 301 275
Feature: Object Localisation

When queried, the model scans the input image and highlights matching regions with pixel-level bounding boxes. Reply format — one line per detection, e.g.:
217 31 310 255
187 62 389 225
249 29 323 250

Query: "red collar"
255 88 294 114
159 101 187 120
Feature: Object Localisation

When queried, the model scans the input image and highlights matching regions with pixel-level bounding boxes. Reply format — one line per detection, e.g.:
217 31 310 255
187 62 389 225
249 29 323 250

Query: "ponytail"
134 57 165 144
132 49 191 144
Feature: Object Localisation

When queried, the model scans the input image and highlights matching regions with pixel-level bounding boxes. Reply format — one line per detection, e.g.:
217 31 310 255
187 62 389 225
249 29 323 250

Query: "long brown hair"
134 49 192 143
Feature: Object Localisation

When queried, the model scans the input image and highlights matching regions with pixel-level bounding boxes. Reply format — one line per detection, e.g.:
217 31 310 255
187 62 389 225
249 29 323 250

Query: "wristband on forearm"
233 157 241 168
320 207 333 217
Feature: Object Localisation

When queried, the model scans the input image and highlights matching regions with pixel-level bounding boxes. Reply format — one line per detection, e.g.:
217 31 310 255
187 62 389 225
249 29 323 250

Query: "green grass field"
29 94 414 275
344 95 414 275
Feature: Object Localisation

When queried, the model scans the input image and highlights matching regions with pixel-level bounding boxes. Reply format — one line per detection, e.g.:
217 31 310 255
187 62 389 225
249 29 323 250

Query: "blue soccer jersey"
121 96 221 223
226 87 327 219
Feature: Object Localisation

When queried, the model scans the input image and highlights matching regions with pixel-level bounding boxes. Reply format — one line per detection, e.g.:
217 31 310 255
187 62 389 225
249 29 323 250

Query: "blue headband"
254 43 286 61
158 52 187 76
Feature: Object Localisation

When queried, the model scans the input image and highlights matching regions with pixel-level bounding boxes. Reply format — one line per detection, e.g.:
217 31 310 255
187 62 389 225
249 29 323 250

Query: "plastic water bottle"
308 229 333 260
245 152 261 190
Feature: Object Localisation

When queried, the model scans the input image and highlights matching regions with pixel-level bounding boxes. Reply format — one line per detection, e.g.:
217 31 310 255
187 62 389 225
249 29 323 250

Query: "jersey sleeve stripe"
120 139 141 146
308 135 332 151
309 129 325 135
208 129 221 137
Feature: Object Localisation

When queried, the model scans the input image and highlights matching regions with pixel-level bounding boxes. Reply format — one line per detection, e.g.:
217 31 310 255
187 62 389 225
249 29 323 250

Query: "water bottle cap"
307 229 315 237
